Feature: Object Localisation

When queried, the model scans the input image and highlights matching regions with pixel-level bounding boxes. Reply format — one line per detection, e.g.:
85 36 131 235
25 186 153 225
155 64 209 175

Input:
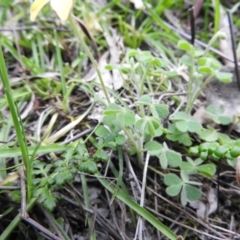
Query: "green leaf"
145 141 162 156
166 124 192 146
171 112 202 133
93 149 109 162
175 120 188 132
137 95 151 104
206 105 216 114
206 104 232 125
104 103 122 115
199 142 219 153
153 127 163 137
147 118 161 136
103 115 120 128
214 145 229 157
180 55 191 66
95 126 110 137
230 146 240 158
97 172 177 239
184 185 201 201
197 164 216 177
115 134 126 145
117 110 135 127
198 66 212 74
164 173 182 186
54 171 73 186
178 40 194 52
214 71 232 83
180 186 188 206
43 194 57 211
199 128 219 142
200 151 208 161
197 57 208 66
217 116 232 125
79 160 98 174
151 104 169 118
136 117 161 137
170 111 187 120
180 162 197 174
188 146 199 154
166 185 182 197
180 171 189 182
159 150 168 169
187 119 202 133
165 149 182 167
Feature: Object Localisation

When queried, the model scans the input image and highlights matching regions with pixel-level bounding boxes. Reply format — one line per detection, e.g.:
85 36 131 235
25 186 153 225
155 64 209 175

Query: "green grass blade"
0 44 32 199
95 172 177 240
0 144 70 159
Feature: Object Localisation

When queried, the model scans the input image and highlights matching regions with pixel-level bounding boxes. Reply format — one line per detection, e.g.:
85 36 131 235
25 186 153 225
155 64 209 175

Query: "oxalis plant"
103 48 212 205
1 1 240 239
0 1 177 240
103 38 240 206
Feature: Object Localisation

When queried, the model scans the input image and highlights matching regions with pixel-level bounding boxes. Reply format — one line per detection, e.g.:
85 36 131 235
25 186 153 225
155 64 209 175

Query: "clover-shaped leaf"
95 126 111 137
199 128 219 142
136 95 151 105
117 109 135 127
206 105 232 125
181 157 216 177
197 164 216 177
164 173 182 185
135 116 161 137
145 141 162 156
181 184 201 205
150 104 169 118
158 143 182 169
214 71 232 83
170 112 202 133
104 103 122 115
178 40 194 53
166 185 182 197
166 124 192 146
198 66 212 74
164 172 202 206
115 134 126 145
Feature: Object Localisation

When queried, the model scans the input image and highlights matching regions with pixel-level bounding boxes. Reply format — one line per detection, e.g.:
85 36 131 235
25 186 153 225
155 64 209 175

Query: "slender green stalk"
0 44 32 199
95 172 177 240
185 53 195 115
81 174 96 240
213 0 220 34
195 74 215 103
54 30 68 111
203 31 226 57
68 14 110 104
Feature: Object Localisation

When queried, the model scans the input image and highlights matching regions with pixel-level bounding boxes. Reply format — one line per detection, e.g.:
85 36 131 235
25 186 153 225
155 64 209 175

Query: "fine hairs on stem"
68 14 111 104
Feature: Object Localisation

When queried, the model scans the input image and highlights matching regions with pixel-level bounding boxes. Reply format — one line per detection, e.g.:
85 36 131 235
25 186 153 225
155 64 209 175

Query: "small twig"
39 205 66 240
227 10 240 90
21 216 62 240
0 26 69 32
63 127 94 144
162 20 240 66
20 166 27 217
188 6 195 45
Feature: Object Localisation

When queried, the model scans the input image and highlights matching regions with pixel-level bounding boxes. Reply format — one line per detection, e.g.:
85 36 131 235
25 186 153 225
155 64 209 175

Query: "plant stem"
0 43 32 199
185 53 195 115
68 14 110 104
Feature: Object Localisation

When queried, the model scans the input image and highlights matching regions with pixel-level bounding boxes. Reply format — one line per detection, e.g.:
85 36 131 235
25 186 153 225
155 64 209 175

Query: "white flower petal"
50 0 73 20
30 0 50 21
